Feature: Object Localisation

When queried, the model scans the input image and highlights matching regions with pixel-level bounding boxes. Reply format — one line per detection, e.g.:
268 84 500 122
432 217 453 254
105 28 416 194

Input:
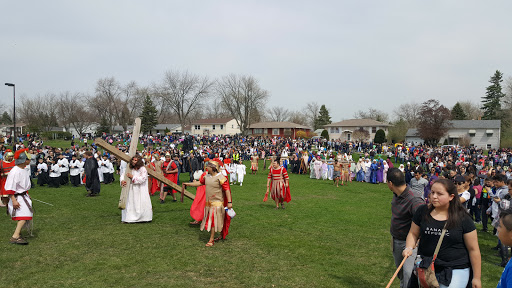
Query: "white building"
190 118 240 136
405 120 501 149
323 119 390 142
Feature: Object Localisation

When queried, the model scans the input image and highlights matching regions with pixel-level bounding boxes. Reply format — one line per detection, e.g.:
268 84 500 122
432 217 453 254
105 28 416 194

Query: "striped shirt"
390 186 425 241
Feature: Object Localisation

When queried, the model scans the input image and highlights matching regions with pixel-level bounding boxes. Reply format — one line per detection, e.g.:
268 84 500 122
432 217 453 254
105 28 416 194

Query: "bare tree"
505 77 512 104
354 108 389 123
458 101 483 120
305 102 319 127
204 98 231 119
216 74 269 134
393 102 421 127
288 110 308 126
56 91 95 136
88 77 123 132
352 127 370 142
267 106 290 122
18 94 59 132
156 70 213 131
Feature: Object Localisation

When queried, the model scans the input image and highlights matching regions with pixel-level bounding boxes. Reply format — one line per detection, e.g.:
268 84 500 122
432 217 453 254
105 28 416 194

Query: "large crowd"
2 132 512 286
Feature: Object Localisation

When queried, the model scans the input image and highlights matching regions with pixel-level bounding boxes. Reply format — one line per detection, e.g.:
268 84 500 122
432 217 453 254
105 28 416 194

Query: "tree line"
351 70 512 144
1 70 511 142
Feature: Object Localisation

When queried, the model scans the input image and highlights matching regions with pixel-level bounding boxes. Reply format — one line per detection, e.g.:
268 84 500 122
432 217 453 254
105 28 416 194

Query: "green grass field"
0 161 505 288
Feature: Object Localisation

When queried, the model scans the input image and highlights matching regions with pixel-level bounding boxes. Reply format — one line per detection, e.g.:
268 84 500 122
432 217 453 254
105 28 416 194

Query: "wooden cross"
94 118 195 209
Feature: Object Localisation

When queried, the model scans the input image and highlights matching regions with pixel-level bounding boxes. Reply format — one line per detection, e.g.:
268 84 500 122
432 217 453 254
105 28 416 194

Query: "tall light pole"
4 83 15 148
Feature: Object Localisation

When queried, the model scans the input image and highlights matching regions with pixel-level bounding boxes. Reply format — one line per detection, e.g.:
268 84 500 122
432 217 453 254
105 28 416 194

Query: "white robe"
5 166 33 220
236 164 246 183
120 166 153 223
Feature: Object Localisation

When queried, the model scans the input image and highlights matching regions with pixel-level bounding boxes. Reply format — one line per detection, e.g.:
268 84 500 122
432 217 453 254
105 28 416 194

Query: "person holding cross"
120 155 152 223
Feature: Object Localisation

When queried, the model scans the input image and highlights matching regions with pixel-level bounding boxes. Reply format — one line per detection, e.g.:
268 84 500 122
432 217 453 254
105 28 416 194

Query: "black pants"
37 172 49 186
70 174 81 187
60 172 69 185
49 177 60 188
103 173 112 184
481 198 490 231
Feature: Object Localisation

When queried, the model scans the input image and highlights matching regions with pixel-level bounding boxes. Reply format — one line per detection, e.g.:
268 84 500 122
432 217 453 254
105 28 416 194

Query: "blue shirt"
497 258 512 288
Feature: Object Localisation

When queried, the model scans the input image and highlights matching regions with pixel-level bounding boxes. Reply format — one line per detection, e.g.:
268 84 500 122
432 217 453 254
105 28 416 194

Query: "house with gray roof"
405 120 501 149
323 119 390 142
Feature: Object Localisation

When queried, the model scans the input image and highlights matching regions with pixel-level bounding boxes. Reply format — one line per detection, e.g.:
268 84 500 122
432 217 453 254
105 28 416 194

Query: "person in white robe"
5 148 33 245
120 155 153 223
236 161 246 186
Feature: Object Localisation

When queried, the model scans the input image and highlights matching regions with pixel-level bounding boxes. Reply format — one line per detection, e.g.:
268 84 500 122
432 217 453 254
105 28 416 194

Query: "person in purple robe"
376 159 384 183
370 160 378 184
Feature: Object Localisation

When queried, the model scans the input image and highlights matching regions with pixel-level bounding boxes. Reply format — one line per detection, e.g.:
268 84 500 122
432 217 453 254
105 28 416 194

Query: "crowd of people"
2 132 512 286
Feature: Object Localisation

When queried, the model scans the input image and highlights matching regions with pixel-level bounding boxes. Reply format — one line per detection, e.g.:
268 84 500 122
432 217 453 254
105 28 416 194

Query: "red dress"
268 166 291 203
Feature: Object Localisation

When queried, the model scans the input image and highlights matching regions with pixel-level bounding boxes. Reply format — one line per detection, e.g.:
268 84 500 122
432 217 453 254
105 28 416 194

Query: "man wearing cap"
4 148 33 245
0 149 15 207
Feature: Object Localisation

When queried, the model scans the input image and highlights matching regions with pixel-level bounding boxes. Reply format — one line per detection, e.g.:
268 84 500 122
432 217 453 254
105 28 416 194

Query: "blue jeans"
439 268 470 288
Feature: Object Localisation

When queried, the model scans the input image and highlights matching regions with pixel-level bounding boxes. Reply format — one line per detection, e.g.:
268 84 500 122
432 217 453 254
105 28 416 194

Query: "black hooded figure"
84 153 101 196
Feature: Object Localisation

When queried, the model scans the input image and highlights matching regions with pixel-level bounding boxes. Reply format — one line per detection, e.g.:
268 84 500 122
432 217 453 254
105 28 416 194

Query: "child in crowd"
236 160 246 186
48 158 61 188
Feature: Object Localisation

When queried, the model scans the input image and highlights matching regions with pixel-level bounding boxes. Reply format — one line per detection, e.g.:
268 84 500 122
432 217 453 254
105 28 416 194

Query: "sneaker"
240 183 242 186
10 237 28 245
160 200 165 204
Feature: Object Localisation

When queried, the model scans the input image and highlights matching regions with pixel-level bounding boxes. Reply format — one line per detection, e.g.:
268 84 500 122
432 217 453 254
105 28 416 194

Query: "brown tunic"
200 173 228 232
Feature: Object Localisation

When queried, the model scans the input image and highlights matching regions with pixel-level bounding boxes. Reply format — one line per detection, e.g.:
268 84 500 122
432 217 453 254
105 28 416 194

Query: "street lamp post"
4 83 15 148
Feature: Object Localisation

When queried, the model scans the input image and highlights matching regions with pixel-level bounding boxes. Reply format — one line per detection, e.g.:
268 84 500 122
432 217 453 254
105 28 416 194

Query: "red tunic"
267 166 291 203
162 161 178 194
0 160 16 196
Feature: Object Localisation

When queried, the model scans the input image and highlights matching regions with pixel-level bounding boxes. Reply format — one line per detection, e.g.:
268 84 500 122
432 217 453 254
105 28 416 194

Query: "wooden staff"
385 255 408 288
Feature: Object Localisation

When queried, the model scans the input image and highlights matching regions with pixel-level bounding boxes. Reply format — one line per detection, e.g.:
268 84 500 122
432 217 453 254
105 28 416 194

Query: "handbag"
417 223 447 288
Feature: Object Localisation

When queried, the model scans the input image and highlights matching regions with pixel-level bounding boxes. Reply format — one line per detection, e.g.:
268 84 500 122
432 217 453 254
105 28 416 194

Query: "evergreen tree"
1 111 12 124
481 70 506 120
373 129 386 144
140 95 158 134
321 129 330 140
451 102 467 120
314 105 331 130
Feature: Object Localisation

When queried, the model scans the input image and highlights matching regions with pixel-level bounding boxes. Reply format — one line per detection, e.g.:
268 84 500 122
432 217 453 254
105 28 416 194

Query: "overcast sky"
1 1 511 122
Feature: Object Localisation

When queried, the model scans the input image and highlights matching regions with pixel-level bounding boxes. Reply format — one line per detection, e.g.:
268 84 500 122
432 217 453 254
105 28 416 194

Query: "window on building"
212 125 216 130
372 127 377 133
254 128 263 134
486 144 492 150
335 127 339 133
272 128 280 135
194 125 200 130
347 133 351 141
220 125 224 130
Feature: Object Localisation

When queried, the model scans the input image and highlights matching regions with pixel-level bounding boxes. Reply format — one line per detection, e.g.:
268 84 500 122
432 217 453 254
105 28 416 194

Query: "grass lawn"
0 161 504 288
